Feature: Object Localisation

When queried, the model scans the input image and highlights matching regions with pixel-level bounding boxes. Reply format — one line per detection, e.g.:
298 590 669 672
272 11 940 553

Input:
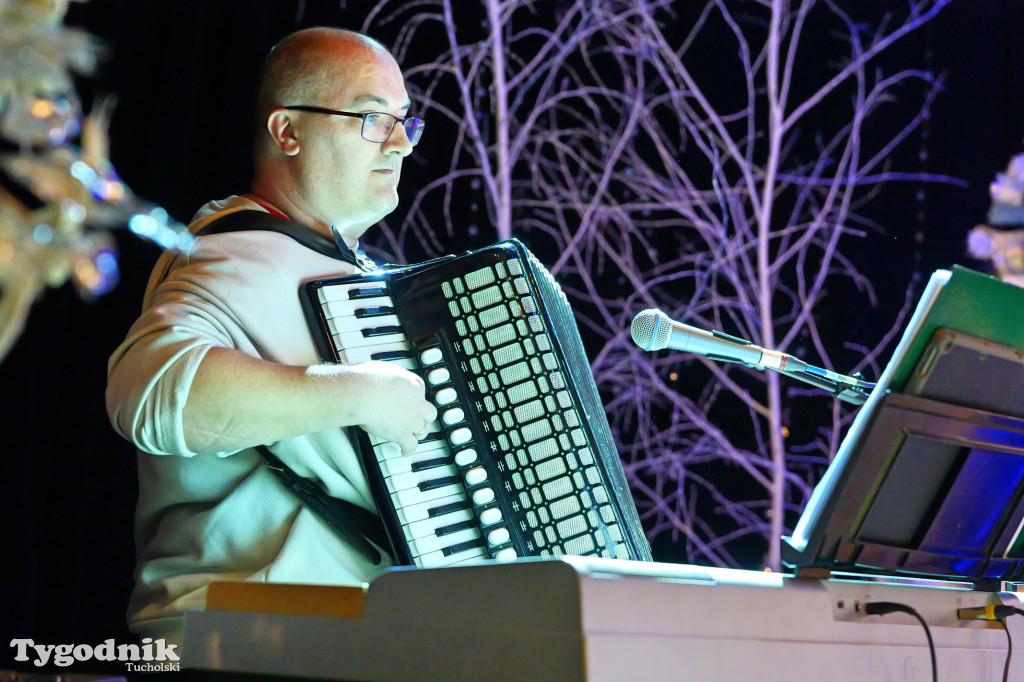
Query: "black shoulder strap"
257 445 389 565
198 209 366 265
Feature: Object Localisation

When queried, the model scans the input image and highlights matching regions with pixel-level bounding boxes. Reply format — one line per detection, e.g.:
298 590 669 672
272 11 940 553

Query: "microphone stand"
773 364 875 406
702 332 875 405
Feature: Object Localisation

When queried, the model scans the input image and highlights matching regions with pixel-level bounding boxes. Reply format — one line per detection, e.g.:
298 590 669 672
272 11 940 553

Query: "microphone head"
630 309 672 351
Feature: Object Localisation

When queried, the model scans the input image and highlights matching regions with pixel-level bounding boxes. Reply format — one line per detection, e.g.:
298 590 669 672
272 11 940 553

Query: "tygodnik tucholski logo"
10 637 181 672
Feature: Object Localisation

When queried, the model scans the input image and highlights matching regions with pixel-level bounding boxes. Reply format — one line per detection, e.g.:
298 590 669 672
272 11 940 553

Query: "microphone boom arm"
706 331 874 405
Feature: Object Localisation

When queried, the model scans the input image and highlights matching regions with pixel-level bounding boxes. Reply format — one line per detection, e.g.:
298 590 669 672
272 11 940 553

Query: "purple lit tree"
364 0 956 569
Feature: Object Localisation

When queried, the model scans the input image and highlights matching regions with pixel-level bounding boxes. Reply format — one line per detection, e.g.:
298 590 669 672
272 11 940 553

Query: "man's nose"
382 123 414 157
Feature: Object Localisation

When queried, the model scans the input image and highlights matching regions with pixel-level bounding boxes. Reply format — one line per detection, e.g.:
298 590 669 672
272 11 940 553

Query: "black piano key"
411 457 451 472
355 305 394 318
370 349 414 361
420 432 444 443
427 500 473 517
441 537 487 556
362 325 403 337
435 519 477 537
348 286 387 299
418 475 461 492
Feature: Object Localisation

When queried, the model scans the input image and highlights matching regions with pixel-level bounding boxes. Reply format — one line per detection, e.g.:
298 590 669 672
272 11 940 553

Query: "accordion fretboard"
302 239 651 567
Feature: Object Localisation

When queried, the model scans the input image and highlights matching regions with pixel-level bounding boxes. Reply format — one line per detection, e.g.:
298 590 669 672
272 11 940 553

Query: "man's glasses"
283 105 425 146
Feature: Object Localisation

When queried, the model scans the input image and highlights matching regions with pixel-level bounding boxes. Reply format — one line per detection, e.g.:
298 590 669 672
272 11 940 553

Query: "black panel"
857 435 964 548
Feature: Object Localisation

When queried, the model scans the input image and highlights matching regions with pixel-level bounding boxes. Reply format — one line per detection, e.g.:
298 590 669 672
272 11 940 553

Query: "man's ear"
267 109 300 156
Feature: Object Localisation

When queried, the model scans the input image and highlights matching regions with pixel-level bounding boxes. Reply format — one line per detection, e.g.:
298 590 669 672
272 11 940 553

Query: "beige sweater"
106 196 390 647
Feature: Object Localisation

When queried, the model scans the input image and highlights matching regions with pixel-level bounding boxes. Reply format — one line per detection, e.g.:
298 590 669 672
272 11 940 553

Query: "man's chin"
336 201 399 239
371 192 400 220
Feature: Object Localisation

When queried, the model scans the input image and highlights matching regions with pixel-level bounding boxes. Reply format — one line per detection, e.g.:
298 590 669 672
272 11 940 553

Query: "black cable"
959 604 1024 682
998 619 1011 682
863 601 937 682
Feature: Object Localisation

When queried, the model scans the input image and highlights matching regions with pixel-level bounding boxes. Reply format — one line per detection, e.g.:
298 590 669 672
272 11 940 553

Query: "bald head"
255 28 393 156
250 26 415 239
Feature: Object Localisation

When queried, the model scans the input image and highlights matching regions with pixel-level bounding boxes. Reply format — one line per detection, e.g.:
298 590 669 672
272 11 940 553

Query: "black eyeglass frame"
282 105 424 146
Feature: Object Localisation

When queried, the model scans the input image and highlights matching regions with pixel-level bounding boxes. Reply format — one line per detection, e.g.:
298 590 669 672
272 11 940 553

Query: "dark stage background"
2 0 1024 673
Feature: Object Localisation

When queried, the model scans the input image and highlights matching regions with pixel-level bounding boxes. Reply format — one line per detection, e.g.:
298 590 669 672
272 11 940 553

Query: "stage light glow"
32 224 53 244
29 98 54 118
61 199 86 223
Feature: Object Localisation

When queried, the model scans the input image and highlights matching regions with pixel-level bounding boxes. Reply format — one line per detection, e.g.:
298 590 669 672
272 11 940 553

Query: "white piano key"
344 355 414 371
373 441 403 461
320 295 394 319
435 387 458 405
377 448 450 476
387 464 458 494
317 281 389 302
384 445 449 471
373 440 447 466
441 549 492 567
339 340 411 364
394 491 468 525
487 527 510 546
410 526 481 556
394 481 464 508
369 422 443 449
426 367 451 385
405 507 474 541
417 543 487 568
327 313 401 335
441 407 465 425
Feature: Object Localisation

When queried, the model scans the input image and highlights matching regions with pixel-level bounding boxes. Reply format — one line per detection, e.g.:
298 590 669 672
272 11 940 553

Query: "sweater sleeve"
106 241 267 457
106 221 349 458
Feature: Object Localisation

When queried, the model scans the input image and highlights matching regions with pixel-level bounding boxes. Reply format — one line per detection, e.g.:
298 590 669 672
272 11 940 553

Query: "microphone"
630 309 806 372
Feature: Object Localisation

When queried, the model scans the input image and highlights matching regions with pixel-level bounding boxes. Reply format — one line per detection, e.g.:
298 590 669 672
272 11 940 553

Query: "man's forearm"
182 347 436 455
182 347 368 453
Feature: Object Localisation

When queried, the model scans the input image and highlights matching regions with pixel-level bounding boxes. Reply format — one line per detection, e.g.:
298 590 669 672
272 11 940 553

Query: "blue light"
70 160 98 185
155 229 178 250
129 214 157 236
96 250 118 273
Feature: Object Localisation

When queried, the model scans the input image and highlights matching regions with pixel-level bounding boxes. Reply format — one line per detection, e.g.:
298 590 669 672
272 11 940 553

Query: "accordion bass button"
427 367 450 385
442 407 465 425
472 487 495 505
495 547 518 562
479 507 502 526
454 449 478 467
449 427 472 445
465 467 488 486
435 387 458 405
420 347 444 365
487 527 510 546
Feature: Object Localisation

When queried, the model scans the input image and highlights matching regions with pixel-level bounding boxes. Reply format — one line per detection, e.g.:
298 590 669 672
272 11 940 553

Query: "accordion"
302 239 651 567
